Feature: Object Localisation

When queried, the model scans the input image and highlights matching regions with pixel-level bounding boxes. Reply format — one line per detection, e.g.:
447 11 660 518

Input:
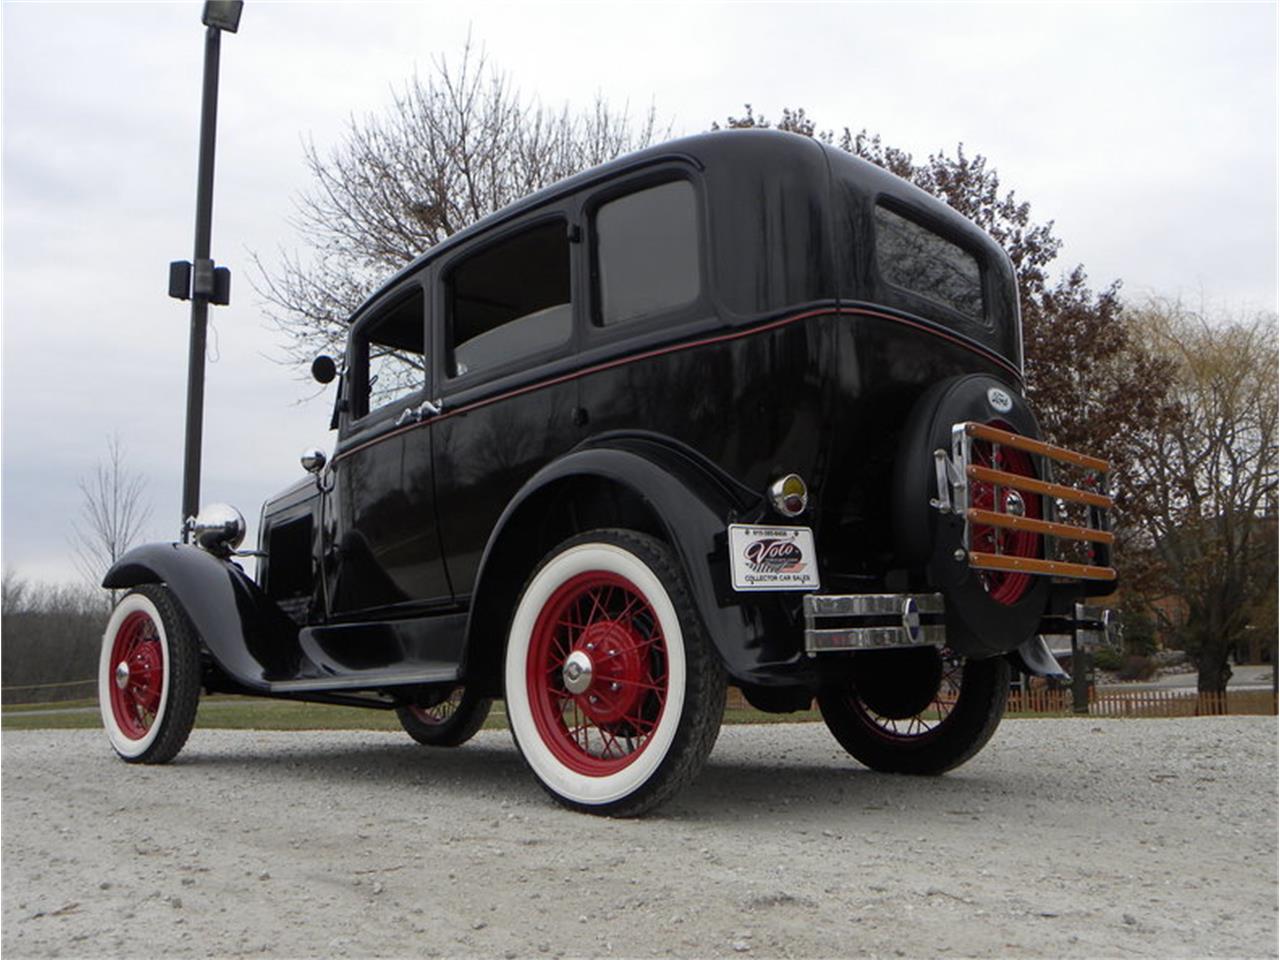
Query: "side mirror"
301 448 327 474
311 355 337 384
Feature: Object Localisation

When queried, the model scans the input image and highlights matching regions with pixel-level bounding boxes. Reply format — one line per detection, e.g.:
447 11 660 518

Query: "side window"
352 288 426 419
447 219 571 378
595 179 700 326
874 204 985 322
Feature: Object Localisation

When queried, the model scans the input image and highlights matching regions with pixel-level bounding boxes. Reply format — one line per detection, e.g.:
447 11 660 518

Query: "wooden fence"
1007 686 1278 717
726 686 1278 717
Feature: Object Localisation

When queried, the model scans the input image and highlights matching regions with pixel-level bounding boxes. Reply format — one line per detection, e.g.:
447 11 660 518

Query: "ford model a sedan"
100 130 1115 815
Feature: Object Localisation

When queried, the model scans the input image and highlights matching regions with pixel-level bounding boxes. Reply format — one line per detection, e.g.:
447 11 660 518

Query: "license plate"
728 525 821 591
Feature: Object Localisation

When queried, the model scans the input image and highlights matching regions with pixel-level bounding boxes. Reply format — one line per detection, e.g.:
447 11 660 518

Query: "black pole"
179 26 223 539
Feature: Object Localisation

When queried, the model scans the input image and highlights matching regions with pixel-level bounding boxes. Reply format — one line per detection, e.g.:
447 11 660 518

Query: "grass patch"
2 695 825 733
2 697 98 713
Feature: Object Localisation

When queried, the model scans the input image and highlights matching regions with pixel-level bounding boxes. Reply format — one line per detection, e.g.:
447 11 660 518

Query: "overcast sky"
2 1 1276 586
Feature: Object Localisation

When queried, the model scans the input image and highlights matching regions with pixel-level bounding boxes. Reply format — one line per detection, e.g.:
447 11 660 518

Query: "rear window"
874 205 984 323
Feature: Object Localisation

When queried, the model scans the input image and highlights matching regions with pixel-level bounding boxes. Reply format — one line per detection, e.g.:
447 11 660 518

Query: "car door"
430 213 583 599
326 278 451 618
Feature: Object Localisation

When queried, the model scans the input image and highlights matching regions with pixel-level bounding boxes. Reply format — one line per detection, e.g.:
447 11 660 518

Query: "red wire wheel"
395 686 492 747
848 649 961 743
505 531 726 816
968 420 1043 605
818 650 1011 775
106 609 166 740
408 689 464 726
526 570 669 776
98 586 200 764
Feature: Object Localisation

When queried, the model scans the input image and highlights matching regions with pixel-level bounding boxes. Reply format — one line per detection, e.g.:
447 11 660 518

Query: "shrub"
1117 655 1157 681
1093 646 1124 672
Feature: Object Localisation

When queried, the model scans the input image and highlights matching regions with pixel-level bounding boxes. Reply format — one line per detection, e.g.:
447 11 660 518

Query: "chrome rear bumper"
803 593 945 653
804 593 1118 660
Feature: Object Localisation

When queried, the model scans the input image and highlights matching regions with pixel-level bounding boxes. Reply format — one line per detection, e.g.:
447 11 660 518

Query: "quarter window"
353 288 425 418
595 180 700 325
874 205 984 322
448 219 572 377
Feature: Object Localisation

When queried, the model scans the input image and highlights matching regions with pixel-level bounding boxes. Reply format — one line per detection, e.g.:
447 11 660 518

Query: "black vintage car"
100 130 1115 815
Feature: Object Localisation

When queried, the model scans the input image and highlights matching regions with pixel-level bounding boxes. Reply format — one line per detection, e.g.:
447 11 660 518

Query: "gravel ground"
3 719 1276 959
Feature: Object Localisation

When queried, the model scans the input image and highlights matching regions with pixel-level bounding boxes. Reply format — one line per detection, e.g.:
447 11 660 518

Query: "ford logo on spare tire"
987 387 1014 413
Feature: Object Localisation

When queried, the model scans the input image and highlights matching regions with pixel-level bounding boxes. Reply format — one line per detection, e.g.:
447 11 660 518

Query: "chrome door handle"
415 398 443 418
395 399 443 427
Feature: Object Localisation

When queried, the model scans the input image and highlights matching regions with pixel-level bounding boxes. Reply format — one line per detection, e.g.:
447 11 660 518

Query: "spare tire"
892 374 1049 658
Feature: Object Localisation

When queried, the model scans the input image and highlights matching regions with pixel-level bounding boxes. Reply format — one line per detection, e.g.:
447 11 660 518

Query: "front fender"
468 437 804 686
103 543 302 691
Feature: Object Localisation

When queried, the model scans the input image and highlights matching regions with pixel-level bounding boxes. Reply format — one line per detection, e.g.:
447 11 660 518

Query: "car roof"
348 129 832 321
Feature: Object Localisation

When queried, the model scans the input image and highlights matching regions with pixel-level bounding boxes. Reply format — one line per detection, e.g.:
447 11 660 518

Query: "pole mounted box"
169 259 231 305
169 260 193 301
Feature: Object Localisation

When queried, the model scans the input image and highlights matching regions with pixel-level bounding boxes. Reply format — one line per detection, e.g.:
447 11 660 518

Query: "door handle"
395 398 443 427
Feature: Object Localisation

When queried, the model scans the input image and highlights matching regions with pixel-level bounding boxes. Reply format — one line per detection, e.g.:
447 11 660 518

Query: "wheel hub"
562 650 594 695
107 609 165 740
567 620 648 725
127 642 163 713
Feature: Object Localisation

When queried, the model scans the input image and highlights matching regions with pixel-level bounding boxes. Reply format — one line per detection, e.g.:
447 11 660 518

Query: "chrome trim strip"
806 625 947 652
803 593 945 617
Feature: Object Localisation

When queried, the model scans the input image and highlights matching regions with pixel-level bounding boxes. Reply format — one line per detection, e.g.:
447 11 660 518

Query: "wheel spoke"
611 676 663 693
584 588 607 627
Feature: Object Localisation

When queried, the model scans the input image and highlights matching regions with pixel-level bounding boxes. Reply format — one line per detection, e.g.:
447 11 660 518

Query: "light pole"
168 1 243 540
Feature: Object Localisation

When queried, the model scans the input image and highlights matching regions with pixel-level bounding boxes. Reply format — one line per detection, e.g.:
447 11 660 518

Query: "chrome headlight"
192 503 246 556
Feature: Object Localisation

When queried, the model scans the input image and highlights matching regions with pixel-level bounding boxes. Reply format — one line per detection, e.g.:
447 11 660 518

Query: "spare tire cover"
892 374 1049 658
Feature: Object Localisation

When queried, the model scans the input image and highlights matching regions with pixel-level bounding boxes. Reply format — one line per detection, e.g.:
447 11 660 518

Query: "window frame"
343 279 430 432
437 210 579 390
870 195 992 334
584 166 710 347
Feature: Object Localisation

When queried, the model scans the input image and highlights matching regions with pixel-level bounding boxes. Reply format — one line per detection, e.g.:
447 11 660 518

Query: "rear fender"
466 437 802 689
103 543 302 691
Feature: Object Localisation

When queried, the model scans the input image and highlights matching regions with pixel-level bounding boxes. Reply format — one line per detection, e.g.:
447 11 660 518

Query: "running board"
265 613 467 693
268 665 460 693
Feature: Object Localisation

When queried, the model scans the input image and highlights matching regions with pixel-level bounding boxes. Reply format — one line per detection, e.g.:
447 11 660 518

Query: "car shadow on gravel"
174 733 1033 820
177 738 545 794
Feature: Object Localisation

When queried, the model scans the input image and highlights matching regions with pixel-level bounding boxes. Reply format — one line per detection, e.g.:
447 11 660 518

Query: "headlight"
192 503 246 556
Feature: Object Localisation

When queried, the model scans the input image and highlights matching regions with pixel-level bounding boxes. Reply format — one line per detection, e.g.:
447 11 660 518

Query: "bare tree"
254 40 662 371
2 570 109 704
1123 301 1278 695
70 435 154 604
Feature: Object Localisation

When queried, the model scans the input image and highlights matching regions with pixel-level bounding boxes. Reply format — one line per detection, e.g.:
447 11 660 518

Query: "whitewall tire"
99 585 200 764
504 530 725 816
